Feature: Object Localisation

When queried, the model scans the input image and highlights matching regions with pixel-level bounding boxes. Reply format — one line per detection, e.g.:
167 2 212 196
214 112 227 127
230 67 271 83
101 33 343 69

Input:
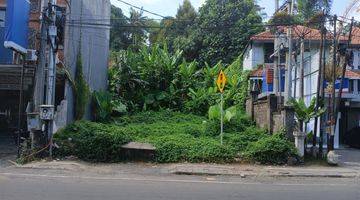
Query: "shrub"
92 91 113 123
54 121 132 162
204 111 254 137
243 134 298 165
224 127 268 152
115 110 205 125
145 134 236 163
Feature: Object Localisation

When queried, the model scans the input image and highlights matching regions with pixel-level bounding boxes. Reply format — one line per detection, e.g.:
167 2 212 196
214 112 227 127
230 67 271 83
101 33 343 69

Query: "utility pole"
273 0 280 98
313 15 325 154
283 0 295 139
284 0 294 104
329 15 337 151
299 37 305 100
45 0 57 157
30 5 48 149
333 17 354 150
319 30 327 157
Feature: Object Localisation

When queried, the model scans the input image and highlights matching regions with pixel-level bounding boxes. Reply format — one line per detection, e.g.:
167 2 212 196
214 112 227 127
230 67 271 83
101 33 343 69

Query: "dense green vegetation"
55 111 298 164
109 44 249 115
110 0 263 65
53 0 308 165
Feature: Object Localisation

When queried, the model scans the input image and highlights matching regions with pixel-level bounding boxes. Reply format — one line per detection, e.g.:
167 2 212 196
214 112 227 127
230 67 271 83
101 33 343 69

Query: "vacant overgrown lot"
54 110 297 164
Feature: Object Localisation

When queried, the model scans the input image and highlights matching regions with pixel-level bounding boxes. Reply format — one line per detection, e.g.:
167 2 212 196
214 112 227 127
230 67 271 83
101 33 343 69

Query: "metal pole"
46 0 57 157
220 93 224 145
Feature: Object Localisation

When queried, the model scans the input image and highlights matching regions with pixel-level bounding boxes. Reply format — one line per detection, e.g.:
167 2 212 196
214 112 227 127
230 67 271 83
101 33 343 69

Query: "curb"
172 171 358 178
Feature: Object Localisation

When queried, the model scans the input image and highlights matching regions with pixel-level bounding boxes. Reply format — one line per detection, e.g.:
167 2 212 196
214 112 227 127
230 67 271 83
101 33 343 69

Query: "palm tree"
128 8 147 48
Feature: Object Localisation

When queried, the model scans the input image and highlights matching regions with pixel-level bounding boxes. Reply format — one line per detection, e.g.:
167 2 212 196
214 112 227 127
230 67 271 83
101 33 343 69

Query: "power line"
114 0 166 18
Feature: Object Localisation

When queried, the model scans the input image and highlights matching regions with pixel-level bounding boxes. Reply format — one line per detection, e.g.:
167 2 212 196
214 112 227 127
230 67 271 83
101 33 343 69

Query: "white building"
244 26 360 148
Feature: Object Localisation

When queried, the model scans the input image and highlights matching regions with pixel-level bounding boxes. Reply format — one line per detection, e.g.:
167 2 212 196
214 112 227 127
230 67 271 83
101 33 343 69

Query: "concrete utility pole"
273 0 280 97
284 0 294 104
46 0 57 157
329 15 337 151
333 17 355 150
283 0 295 139
30 3 48 149
299 37 305 100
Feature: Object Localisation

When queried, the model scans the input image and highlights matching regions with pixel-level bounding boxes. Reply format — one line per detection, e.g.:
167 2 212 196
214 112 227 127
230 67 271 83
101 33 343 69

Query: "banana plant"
288 97 326 132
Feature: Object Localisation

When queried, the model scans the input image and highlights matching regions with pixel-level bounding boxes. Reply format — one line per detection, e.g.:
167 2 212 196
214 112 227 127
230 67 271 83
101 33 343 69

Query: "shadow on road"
0 131 17 167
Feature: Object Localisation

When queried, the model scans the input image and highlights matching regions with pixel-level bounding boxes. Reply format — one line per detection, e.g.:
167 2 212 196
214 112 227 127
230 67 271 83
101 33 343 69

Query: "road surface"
0 170 359 200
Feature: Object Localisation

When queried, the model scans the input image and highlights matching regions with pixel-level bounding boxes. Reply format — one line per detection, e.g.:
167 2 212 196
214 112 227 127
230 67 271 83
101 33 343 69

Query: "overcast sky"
110 0 360 20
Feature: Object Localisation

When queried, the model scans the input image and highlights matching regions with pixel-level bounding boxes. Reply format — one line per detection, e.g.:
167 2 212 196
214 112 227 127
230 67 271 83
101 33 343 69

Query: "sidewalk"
4 160 359 179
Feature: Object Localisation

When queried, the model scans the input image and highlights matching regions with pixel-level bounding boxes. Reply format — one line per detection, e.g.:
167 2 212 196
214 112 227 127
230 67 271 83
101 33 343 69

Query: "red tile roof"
350 27 360 46
345 69 360 79
251 25 349 43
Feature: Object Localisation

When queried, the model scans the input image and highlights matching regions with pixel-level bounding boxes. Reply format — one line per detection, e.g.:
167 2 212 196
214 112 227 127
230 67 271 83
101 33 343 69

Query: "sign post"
216 70 227 145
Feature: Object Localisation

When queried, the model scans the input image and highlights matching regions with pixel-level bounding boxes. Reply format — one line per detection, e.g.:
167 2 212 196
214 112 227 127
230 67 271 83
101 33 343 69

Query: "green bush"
115 110 205 125
54 111 275 164
243 134 298 165
204 111 254 137
92 90 113 123
54 121 132 162
145 134 236 163
224 127 268 152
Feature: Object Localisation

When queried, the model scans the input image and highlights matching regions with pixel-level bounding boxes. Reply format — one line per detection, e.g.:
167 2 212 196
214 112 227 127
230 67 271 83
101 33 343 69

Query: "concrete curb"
171 170 358 178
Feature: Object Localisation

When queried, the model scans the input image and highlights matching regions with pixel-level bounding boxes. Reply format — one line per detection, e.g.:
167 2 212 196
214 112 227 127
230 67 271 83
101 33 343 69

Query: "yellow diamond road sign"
216 70 227 93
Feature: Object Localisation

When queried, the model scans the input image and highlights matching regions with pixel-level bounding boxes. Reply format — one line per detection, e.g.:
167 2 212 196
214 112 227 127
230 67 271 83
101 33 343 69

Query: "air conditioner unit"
26 49 38 61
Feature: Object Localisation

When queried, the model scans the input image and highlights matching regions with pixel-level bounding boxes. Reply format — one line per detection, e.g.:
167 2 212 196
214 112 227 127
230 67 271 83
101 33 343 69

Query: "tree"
175 0 198 35
128 8 148 50
193 0 263 65
110 6 131 51
150 0 198 53
297 0 332 21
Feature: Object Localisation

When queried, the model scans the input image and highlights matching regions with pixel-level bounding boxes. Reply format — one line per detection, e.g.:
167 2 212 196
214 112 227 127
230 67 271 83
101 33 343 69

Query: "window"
264 43 274 63
0 9 5 28
349 80 354 93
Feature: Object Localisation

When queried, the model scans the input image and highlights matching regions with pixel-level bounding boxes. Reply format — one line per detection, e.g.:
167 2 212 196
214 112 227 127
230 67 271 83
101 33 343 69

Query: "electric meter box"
39 105 55 120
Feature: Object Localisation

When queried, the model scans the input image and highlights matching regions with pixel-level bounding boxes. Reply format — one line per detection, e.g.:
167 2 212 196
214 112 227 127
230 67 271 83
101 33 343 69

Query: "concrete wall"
246 95 287 134
64 0 110 123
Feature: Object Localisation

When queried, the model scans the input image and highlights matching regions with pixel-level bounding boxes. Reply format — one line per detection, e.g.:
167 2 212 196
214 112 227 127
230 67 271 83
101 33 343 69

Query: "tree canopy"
110 0 264 65
297 0 332 20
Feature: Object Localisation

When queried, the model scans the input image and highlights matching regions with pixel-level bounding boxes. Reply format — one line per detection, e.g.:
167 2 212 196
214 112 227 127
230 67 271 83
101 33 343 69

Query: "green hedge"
144 134 236 163
54 121 132 162
243 134 298 164
224 127 268 152
54 111 298 165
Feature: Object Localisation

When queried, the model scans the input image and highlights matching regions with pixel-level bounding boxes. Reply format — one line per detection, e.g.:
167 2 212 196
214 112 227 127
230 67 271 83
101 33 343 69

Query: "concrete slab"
121 142 156 150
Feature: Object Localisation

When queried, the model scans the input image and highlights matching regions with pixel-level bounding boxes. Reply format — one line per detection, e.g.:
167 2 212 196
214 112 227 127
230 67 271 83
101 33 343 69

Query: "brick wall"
253 98 270 130
246 94 286 134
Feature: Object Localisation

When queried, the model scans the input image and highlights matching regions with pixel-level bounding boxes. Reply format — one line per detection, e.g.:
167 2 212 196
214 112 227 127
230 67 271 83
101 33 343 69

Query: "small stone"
287 156 298 166
240 174 246 178
327 151 340 166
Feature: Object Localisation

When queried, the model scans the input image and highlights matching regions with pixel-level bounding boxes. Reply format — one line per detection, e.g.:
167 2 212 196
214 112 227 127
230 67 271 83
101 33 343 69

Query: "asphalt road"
0 172 359 200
